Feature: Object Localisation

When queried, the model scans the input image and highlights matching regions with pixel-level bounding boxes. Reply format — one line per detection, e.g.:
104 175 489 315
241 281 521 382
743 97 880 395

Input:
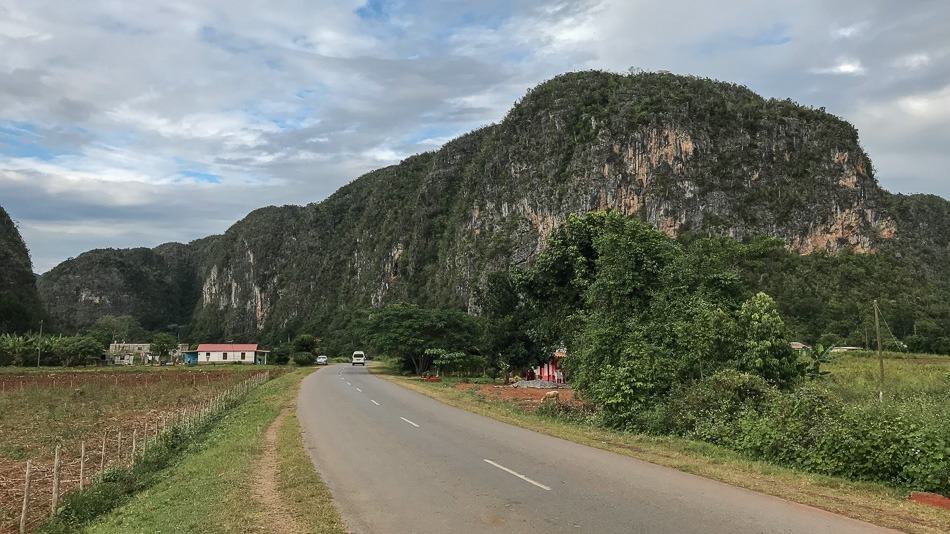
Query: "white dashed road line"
483 459 551 491
371 400 380 406
400 417 420 428
356 387 363 392
346 382 352 386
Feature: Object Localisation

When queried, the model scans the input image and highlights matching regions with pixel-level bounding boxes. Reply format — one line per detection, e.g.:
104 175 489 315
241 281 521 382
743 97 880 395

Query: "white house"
194 343 270 364
109 342 189 364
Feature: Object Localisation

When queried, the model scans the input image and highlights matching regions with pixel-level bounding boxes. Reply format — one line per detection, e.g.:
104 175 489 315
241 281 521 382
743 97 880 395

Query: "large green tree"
476 271 544 381
520 212 802 426
151 332 179 364
365 304 480 374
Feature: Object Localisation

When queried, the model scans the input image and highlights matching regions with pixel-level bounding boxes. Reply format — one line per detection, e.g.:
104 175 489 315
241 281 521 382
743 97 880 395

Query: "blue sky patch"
0 122 59 161
181 170 222 184
356 0 389 21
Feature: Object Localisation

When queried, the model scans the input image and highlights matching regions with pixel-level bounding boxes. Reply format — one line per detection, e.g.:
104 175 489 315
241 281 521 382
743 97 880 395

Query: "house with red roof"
194 343 270 365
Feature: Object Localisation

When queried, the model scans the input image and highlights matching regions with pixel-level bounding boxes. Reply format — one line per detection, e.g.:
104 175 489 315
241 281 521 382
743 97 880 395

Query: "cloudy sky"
1 0 948 272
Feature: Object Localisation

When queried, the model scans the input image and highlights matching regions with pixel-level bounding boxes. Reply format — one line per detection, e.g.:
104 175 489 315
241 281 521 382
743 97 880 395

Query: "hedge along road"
297 365 895 534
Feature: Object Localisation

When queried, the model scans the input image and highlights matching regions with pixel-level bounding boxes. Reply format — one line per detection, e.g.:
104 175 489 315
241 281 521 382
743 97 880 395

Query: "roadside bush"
292 352 316 366
729 385 840 466
706 387 950 494
664 370 775 439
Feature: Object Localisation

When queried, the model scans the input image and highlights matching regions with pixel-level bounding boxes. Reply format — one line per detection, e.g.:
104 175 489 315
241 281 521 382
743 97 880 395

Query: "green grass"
81 368 343 533
381 369 950 534
823 352 950 402
276 409 346 533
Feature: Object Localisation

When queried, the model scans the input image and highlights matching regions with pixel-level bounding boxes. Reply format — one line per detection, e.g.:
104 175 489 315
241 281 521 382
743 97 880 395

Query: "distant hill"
0 206 44 333
36 71 950 346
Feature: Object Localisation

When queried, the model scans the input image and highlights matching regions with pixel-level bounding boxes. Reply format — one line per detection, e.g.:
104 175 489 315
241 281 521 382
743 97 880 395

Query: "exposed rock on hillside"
35 71 947 341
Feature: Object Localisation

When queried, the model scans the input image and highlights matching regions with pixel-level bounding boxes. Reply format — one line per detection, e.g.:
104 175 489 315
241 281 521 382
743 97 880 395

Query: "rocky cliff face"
37 239 211 332
36 71 945 340
0 206 44 333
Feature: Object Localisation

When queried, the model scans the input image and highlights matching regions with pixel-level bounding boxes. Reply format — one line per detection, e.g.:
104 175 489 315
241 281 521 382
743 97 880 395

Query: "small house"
183 351 199 365
531 347 567 383
194 344 270 364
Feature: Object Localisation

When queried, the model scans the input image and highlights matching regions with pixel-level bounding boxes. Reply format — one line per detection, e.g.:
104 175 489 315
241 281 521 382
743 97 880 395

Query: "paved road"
298 365 894 534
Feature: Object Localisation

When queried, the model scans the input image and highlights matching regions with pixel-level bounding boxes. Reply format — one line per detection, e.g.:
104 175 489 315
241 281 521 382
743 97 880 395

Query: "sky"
1 0 948 273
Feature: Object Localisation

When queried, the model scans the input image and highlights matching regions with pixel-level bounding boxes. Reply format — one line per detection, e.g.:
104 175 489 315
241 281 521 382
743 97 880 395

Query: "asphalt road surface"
298 365 894 534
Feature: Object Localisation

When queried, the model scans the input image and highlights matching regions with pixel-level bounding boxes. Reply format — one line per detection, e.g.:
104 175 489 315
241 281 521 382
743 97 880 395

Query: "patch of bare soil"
453 383 582 409
252 407 304 534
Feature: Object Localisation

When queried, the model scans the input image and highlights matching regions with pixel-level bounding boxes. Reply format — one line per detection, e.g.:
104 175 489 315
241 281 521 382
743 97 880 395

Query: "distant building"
789 342 811 351
531 347 567 383
108 342 190 365
194 344 270 364
830 346 863 353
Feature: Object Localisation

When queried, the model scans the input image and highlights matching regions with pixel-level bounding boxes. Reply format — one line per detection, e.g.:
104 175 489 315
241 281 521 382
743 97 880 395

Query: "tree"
151 332 179 364
61 335 104 366
476 271 544 382
519 212 806 426
365 304 479 374
292 334 319 355
292 352 316 366
804 344 834 380
733 293 803 387
86 315 148 348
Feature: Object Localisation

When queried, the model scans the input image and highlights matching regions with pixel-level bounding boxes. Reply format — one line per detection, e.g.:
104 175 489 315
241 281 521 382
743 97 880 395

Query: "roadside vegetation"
348 212 949 504
78 368 343 533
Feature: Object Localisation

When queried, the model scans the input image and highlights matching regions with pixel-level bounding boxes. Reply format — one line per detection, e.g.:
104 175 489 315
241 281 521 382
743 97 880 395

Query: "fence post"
51 445 61 516
132 428 137 459
19 460 31 534
99 435 106 472
117 431 123 464
79 441 86 490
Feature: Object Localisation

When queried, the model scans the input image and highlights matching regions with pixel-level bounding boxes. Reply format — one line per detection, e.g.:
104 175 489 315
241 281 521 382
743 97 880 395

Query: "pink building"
532 348 567 383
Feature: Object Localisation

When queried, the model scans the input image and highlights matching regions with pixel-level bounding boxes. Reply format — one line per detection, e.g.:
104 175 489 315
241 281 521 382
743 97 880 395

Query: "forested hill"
36 71 950 347
0 206 44 333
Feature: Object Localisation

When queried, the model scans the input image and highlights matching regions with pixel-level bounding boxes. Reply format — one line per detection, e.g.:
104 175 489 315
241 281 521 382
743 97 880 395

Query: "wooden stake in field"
117 431 123 463
132 428 138 459
100 435 106 471
79 441 86 490
19 460 31 534
51 445 61 516
874 299 884 402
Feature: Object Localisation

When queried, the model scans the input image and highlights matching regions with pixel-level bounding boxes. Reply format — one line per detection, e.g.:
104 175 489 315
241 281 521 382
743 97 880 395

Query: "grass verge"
275 408 346 533
380 373 950 534
76 367 342 533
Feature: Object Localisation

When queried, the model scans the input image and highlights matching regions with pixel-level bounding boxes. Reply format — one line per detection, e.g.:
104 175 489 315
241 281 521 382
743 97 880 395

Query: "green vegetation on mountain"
0 206 44 333
30 70 950 354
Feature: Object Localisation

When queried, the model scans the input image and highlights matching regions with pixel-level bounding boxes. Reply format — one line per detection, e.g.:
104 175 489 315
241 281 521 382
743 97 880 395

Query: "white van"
351 351 366 366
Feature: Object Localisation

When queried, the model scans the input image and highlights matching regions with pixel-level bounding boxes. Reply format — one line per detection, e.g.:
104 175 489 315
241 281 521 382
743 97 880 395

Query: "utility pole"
36 319 43 367
874 300 883 402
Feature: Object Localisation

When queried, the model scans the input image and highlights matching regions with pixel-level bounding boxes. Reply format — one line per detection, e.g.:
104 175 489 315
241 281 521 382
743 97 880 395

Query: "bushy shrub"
292 352 316 366
664 370 775 439
685 386 950 494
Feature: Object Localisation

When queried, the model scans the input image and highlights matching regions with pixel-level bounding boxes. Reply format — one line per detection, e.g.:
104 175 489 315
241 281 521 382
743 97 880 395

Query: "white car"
316 355 328 365
351 351 366 366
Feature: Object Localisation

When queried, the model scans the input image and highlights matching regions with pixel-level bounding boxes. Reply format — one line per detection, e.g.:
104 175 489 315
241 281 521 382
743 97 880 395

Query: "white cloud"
812 59 867 75
0 0 948 272
832 23 866 39
894 53 931 70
